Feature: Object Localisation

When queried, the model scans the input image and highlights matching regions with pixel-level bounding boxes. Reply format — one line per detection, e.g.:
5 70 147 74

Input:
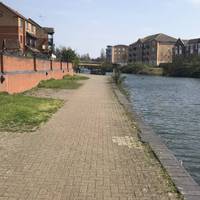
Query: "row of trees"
54 47 107 66
55 47 79 66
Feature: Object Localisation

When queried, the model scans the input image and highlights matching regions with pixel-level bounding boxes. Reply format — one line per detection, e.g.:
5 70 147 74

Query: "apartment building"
106 45 113 63
128 33 177 66
0 2 54 55
28 19 55 54
106 45 128 65
173 38 200 57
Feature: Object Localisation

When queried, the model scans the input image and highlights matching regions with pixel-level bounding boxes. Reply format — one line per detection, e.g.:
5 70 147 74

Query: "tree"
55 47 79 66
100 48 106 61
80 53 91 61
55 48 62 59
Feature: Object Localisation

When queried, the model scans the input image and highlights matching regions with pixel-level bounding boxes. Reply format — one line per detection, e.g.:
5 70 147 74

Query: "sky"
3 0 200 57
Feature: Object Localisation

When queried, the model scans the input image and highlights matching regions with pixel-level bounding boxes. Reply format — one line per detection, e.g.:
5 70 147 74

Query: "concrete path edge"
111 82 200 200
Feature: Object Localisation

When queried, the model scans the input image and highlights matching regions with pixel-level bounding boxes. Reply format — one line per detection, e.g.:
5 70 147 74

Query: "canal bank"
112 75 200 199
0 75 180 200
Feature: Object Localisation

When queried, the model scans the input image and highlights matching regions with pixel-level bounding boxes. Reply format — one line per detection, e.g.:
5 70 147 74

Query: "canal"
123 74 200 185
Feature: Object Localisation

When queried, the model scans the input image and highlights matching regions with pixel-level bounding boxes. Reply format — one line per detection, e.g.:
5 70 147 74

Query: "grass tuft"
0 93 63 132
0 75 89 132
38 75 89 89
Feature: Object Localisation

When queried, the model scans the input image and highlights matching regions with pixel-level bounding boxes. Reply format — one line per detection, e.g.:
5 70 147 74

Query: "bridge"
79 61 103 68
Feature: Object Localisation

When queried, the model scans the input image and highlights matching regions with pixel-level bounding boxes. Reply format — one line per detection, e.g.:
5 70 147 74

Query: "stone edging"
112 83 200 200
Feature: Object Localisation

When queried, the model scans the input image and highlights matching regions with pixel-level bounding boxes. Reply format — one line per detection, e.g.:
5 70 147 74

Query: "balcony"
48 38 53 45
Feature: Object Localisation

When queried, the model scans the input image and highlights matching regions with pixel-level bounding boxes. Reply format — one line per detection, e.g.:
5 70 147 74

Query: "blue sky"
3 0 200 57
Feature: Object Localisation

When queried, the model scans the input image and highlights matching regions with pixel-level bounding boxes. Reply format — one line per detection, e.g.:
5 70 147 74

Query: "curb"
112 83 200 200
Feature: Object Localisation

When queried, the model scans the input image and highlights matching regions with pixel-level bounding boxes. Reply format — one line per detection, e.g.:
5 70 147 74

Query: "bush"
162 55 200 77
120 63 154 74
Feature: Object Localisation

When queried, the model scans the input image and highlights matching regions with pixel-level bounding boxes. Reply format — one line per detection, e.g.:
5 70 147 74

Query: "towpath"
0 75 180 200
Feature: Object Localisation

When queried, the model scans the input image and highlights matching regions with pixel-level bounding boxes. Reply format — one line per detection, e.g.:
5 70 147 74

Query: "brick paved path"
0 75 180 200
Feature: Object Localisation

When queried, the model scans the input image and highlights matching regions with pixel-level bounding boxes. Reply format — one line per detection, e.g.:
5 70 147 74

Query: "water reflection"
124 74 200 184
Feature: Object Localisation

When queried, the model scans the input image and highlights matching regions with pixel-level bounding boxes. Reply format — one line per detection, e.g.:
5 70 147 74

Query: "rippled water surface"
124 74 200 184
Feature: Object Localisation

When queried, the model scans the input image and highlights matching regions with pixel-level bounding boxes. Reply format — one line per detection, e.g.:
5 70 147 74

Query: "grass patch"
0 93 63 132
64 75 89 81
38 75 89 89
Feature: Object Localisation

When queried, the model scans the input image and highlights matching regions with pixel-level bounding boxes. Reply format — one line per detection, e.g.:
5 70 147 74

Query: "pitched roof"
140 33 177 43
188 38 200 44
0 2 27 20
129 40 141 46
114 44 128 48
0 2 38 27
28 18 42 28
175 38 189 46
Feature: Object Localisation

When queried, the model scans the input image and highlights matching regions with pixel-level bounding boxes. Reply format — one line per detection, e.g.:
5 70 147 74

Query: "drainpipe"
67 62 69 72
50 60 53 71
60 60 62 70
33 54 37 71
0 52 4 74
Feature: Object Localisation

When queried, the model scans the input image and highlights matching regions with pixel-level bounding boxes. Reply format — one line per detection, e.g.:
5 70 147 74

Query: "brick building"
106 45 128 65
28 19 55 55
128 33 177 66
0 2 54 55
173 38 200 58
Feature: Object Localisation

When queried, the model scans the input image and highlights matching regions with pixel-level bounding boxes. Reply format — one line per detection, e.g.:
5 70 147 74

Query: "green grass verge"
0 93 63 132
38 75 89 89
64 75 90 81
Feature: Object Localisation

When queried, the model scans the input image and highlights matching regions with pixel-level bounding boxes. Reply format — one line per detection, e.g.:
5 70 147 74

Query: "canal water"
123 74 200 185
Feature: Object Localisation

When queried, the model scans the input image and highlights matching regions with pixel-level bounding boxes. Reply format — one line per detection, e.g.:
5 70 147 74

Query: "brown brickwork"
0 2 54 54
128 33 177 66
0 54 74 94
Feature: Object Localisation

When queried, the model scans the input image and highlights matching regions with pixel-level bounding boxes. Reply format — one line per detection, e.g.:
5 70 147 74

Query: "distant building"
173 38 200 58
106 45 128 65
173 38 188 57
0 2 54 55
106 45 113 63
128 33 177 66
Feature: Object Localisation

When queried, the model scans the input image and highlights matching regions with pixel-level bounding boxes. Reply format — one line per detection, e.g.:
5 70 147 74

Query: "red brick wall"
52 61 61 70
0 55 74 94
3 55 34 71
36 59 50 71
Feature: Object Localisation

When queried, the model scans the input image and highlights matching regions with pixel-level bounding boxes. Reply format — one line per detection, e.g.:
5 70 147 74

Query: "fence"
0 54 74 94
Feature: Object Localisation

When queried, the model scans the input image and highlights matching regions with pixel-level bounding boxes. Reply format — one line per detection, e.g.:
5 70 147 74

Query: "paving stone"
0 75 180 200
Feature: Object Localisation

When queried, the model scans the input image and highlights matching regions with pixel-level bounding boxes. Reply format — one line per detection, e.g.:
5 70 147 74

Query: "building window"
19 18 23 28
175 47 178 55
25 21 28 30
190 47 194 54
179 47 182 55
20 35 23 43
198 43 200 54
31 25 33 32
